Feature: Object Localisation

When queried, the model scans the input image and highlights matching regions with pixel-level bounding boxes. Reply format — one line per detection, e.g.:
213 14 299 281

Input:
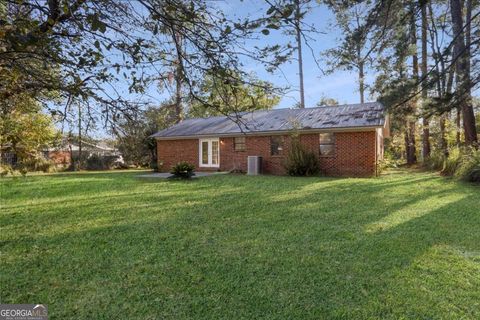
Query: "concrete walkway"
136 171 228 179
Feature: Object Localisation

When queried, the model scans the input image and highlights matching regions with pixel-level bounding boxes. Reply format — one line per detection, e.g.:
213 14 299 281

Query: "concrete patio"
136 171 228 179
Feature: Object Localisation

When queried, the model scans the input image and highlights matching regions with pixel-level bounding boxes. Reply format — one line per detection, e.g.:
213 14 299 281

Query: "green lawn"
1 170 479 319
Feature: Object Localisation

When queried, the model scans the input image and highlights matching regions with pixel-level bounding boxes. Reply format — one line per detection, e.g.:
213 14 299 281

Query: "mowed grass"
0 170 479 319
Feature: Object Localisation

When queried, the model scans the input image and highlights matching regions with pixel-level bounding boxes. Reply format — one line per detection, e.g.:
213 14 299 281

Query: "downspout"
375 129 378 177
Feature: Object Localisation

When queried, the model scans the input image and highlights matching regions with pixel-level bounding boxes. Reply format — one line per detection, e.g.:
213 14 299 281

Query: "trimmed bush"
455 149 480 183
284 139 320 176
170 161 195 179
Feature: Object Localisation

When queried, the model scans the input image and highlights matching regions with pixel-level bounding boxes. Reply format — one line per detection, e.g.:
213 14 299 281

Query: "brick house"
152 102 389 176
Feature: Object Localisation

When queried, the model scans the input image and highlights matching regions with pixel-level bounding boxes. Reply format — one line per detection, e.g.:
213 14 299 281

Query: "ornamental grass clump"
170 161 195 179
441 147 462 176
284 139 320 176
455 148 480 183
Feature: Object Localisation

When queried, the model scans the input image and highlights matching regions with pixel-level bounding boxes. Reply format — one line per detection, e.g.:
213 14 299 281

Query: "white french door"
199 138 220 168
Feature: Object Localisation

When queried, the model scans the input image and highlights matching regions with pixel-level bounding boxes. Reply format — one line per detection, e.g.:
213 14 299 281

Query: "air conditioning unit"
247 156 262 175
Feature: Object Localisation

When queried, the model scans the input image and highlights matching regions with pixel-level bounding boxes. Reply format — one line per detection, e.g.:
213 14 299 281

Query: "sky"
83 0 375 138
139 0 372 110
62 0 479 139
217 0 370 109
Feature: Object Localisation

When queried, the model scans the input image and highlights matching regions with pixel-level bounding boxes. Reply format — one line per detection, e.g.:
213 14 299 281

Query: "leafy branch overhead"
0 0 479 168
1 0 289 126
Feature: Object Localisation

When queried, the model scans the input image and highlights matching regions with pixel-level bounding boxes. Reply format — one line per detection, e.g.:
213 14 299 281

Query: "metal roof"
152 102 386 139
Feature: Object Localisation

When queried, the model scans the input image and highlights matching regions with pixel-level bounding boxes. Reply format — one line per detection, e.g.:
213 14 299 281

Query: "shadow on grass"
1 170 479 319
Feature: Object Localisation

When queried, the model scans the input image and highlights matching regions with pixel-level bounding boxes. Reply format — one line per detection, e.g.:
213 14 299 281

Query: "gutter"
152 125 384 141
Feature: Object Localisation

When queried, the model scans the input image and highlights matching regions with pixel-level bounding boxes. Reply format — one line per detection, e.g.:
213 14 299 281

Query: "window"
319 133 335 157
270 136 284 155
201 141 208 165
211 140 219 165
199 138 220 167
234 136 246 151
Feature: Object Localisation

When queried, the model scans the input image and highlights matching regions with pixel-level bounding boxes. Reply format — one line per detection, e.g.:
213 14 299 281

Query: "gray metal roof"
152 102 385 139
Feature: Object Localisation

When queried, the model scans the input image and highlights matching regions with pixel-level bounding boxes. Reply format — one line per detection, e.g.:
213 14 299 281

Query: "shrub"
441 147 462 176
18 156 55 173
455 149 480 183
68 153 89 171
284 140 320 176
114 162 129 170
425 149 446 171
0 164 15 177
149 160 159 172
85 155 118 170
377 158 393 174
170 161 195 179
377 151 401 174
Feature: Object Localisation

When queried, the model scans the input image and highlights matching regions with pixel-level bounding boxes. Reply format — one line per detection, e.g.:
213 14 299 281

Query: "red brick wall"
48 151 71 165
157 139 199 171
157 131 378 177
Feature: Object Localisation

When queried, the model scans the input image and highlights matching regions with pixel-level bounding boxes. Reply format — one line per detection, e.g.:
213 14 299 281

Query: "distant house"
1 139 122 168
43 141 121 166
151 102 389 176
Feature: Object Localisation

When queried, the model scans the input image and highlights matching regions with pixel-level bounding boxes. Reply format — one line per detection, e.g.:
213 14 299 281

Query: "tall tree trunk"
173 30 183 123
450 0 478 146
174 56 182 121
67 132 74 170
295 0 305 109
456 108 462 146
407 5 418 164
465 0 472 84
427 3 449 157
442 68 455 156
404 127 410 163
421 3 430 159
77 104 82 171
404 122 417 165
439 116 448 155
406 117 417 164
358 57 365 104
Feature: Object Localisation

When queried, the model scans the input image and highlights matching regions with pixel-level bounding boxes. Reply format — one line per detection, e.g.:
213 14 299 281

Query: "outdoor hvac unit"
247 156 262 175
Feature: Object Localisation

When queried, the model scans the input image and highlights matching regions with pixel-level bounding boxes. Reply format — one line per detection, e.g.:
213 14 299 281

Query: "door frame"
198 138 220 168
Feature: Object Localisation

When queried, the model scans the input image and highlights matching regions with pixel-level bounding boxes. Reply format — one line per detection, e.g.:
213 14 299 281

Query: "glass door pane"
211 141 219 165
202 141 209 165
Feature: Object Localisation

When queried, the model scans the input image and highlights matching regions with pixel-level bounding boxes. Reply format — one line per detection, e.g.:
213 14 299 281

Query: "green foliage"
3 0 290 136
18 156 55 173
0 164 15 177
115 104 177 167
85 155 118 171
0 94 57 161
149 160 159 172
441 147 463 176
188 72 280 117
283 139 320 176
424 146 480 183
424 149 446 171
170 161 195 179
378 151 402 173
455 149 480 183
316 96 339 107
1 0 153 123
